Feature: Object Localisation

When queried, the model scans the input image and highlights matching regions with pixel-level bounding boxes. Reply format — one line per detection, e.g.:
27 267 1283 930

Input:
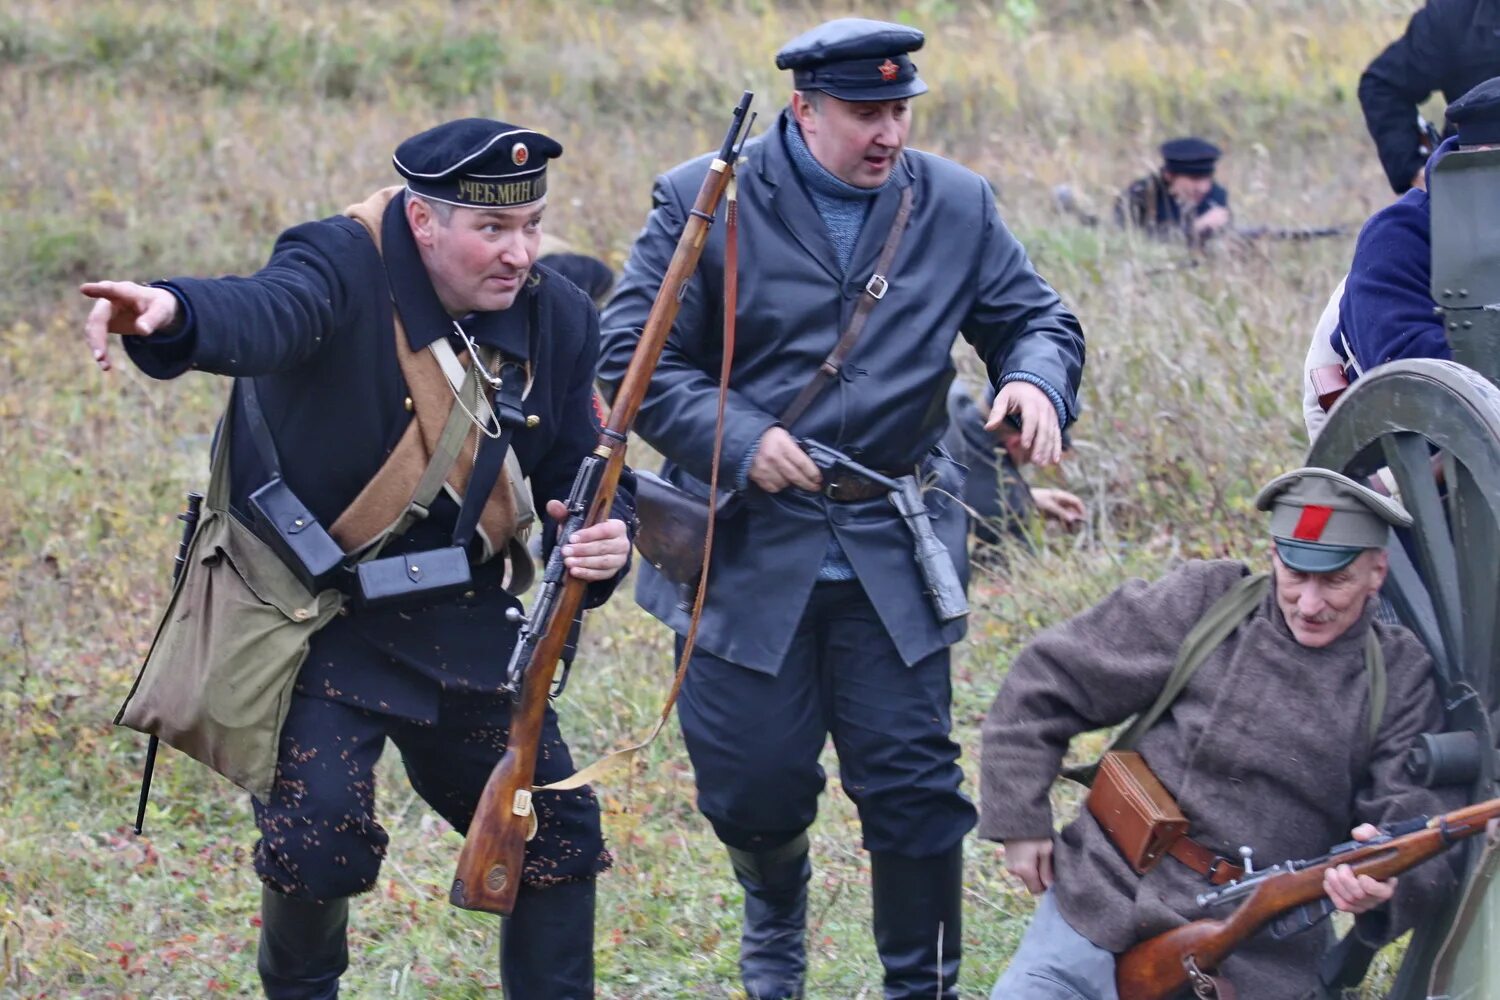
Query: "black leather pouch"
247 477 346 593
353 545 472 611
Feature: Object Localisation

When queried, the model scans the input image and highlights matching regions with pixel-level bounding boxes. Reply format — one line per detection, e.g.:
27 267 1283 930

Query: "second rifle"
1116 796 1500 1000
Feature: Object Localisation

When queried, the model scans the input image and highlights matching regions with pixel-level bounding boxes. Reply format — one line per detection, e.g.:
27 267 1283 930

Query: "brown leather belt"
1169 836 1245 885
822 470 902 503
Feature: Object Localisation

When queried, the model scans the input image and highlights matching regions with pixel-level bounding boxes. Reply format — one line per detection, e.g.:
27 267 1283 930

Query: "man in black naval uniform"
81 119 633 999
1360 0 1500 194
1115 137 1232 244
600 18 1084 999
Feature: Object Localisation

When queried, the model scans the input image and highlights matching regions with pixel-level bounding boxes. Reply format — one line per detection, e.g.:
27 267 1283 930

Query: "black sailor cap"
1159 136 1221 177
393 118 562 209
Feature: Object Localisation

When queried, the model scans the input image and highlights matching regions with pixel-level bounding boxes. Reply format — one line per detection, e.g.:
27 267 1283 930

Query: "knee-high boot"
257 887 349 1000
726 833 811 1000
500 878 596 999
871 846 963 1000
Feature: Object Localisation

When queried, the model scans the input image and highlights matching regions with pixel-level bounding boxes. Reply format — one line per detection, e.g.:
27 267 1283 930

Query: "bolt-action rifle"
448 91 756 916
1223 223 1351 243
1115 795 1500 1000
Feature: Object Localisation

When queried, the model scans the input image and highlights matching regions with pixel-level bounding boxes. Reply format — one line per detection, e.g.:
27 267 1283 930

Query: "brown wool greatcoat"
980 559 1460 1000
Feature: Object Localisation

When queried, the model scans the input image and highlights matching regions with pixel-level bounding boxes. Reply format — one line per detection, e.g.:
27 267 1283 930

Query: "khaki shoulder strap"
1066 571 1388 785
1064 572 1270 785
1114 572 1273 754
327 187 526 581
1365 627 1386 746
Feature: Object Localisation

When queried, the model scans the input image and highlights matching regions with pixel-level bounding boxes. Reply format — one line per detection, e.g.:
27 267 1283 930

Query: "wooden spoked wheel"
1309 358 1500 999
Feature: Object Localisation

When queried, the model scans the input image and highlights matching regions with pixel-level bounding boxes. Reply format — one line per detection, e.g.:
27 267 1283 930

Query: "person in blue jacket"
1338 76 1500 379
81 118 633 1000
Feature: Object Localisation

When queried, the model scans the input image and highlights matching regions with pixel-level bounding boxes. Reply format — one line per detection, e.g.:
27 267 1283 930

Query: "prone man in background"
1115 137 1232 245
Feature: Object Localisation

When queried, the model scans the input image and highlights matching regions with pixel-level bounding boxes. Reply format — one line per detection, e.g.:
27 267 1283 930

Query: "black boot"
870 846 962 1000
726 833 811 1000
257 887 348 1000
500 878 595 999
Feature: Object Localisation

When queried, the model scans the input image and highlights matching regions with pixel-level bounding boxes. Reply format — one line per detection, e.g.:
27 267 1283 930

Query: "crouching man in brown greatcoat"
980 467 1459 999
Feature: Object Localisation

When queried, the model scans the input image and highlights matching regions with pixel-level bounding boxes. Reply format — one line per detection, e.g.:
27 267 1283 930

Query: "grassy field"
0 0 1433 996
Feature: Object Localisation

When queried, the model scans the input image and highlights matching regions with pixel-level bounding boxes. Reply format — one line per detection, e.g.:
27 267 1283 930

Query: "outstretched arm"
80 281 182 372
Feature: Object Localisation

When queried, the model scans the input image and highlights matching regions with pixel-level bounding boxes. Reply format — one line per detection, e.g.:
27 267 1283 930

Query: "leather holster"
632 470 739 587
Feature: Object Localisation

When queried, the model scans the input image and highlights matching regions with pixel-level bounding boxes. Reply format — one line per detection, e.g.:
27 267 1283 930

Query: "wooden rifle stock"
449 91 755 916
1116 796 1500 1000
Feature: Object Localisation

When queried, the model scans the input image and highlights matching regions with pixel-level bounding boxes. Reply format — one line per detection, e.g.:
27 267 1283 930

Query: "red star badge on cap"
512 142 529 167
878 59 899 81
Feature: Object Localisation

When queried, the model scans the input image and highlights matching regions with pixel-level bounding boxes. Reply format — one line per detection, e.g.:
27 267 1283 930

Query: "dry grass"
1 0 1425 995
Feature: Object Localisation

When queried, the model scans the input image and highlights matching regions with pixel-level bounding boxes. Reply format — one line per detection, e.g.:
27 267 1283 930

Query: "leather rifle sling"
779 185 913 429
536 169 742 792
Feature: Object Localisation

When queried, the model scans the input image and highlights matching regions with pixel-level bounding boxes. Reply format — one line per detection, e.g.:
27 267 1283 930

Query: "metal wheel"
1309 358 1500 999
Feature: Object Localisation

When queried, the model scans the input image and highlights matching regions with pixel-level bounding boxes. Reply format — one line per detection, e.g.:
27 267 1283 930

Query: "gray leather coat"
599 110 1084 673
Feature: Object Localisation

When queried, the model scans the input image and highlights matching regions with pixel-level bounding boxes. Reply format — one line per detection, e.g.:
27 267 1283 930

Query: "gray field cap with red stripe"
1254 467 1412 573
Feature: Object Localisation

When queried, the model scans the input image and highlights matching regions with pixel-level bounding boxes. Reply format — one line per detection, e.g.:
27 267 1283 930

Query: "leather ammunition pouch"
1309 363 1350 413
248 477 346 593
241 379 348 593
353 545 472 611
1087 751 1247 884
1086 750 1190 876
1068 572 1387 886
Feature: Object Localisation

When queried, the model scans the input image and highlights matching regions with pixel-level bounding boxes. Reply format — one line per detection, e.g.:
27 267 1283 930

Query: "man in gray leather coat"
599 17 1084 999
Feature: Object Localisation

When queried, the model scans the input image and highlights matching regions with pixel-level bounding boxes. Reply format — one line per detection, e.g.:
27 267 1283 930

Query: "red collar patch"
878 59 899 81
1292 504 1335 541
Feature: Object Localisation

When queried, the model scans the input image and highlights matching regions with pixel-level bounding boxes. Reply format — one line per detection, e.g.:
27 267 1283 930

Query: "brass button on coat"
404 396 414 412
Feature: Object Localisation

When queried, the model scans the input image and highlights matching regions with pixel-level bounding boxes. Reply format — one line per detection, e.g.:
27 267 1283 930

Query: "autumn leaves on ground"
0 1 1428 995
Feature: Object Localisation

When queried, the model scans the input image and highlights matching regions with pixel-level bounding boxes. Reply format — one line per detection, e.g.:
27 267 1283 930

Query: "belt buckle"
823 477 844 500
864 274 889 300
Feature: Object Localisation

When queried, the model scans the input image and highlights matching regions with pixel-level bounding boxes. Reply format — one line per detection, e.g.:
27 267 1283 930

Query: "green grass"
0 0 1422 995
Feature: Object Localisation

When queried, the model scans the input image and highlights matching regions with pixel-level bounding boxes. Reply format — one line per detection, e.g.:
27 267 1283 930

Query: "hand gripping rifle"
1115 796 1500 1000
449 91 755 916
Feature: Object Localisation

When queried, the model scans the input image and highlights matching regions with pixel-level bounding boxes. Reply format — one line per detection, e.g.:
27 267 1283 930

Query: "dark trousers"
678 580 976 855
253 690 608 901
